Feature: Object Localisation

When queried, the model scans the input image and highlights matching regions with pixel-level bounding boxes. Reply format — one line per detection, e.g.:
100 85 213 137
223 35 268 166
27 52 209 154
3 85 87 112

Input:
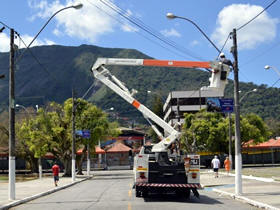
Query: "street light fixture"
239 89 257 102
166 12 221 53
8 3 83 200
15 104 29 115
264 65 280 78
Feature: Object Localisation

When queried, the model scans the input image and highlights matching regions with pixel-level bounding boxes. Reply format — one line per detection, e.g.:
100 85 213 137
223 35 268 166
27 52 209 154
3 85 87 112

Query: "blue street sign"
82 130 91 138
75 130 90 138
219 98 234 113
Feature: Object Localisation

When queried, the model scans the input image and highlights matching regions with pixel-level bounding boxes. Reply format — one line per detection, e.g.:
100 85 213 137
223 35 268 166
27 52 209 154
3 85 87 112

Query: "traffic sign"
82 130 91 138
219 98 234 113
76 130 91 138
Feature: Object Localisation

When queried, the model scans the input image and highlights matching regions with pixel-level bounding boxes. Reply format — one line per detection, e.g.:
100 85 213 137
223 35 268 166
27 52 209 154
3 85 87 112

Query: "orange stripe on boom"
143 59 211 69
132 100 140 109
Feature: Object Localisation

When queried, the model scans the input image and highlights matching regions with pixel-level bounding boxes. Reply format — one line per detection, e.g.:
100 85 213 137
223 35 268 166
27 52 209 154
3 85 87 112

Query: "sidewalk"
200 171 280 210
0 174 91 210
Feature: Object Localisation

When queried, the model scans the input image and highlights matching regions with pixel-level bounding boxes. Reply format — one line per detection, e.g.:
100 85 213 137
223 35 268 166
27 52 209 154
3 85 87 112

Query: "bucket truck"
91 58 230 198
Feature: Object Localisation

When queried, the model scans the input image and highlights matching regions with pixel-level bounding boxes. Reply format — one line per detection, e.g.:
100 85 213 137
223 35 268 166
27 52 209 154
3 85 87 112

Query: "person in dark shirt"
219 52 233 67
52 161 60 187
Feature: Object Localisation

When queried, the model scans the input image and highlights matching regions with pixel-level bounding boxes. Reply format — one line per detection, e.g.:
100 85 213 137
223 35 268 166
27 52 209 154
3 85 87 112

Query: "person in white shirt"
211 155 220 178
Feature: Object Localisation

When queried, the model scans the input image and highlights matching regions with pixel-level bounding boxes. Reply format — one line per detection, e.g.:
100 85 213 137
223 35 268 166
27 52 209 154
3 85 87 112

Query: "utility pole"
87 141 90 176
8 28 15 200
72 89 76 182
231 28 242 195
228 113 232 170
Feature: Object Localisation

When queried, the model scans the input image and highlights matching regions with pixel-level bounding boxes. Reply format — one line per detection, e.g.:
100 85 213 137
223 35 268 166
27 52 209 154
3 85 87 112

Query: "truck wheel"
142 190 148 198
136 190 141 197
185 189 191 199
135 186 141 197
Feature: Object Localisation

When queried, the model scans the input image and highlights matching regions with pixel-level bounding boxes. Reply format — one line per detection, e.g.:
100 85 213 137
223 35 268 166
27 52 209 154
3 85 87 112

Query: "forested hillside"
0 44 279 123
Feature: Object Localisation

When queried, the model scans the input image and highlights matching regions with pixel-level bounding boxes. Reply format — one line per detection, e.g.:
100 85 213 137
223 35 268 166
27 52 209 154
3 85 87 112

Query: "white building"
163 89 223 126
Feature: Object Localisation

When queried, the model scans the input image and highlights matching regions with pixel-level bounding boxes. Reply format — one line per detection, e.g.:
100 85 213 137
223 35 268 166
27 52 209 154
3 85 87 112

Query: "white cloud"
0 33 55 52
20 34 56 47
27 0 119 43
190 40 199 46
121 24 138 32
0 32 10 52
211 4 278 51
161 28 181 37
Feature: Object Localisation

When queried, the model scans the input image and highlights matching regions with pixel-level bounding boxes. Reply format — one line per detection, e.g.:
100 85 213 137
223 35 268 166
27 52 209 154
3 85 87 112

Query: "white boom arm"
91 58 230 152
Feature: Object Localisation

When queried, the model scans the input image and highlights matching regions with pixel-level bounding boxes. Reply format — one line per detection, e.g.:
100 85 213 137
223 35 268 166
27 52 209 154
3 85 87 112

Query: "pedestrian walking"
211 155 220 178
224 156 231 175
52 161 60 187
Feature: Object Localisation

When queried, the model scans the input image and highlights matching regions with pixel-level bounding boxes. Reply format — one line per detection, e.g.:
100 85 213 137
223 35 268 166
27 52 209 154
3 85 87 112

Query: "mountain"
0 44 279 123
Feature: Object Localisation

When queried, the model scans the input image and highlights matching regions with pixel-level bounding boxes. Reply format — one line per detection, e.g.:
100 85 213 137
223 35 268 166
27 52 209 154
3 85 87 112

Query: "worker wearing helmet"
219 52 233 67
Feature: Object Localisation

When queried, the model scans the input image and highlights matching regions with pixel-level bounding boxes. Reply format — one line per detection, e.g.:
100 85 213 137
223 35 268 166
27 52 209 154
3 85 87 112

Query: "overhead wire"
96 0 205 61
236 0 278 31
217 0 278 83
86 0 193 60
17 34 60 84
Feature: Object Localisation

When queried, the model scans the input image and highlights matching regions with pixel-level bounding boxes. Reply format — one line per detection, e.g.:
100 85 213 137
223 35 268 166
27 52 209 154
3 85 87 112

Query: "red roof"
106 143 131 153
95 146 105 154
243 138 280 149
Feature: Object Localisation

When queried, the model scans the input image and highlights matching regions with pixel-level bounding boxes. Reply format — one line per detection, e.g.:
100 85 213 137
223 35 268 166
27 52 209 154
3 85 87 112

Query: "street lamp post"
35 105 43 180
166 14 242 195
231 28 243 195
8 3 83 200
239 89 257 103
166 13 221 53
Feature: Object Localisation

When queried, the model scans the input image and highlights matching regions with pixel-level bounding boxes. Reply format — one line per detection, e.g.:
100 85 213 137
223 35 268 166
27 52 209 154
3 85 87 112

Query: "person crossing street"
211 155 220 178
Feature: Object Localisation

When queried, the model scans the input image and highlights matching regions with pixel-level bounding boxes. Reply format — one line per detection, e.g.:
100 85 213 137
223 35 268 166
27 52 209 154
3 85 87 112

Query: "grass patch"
0 174 38 182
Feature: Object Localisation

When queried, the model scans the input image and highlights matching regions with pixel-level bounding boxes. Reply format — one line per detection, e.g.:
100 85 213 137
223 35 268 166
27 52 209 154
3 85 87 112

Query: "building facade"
163 89 224 126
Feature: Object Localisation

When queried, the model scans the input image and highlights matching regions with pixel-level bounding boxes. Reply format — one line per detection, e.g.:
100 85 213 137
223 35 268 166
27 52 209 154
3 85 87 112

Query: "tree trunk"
62 158 72 177
29 156 38 173
77 146 86 175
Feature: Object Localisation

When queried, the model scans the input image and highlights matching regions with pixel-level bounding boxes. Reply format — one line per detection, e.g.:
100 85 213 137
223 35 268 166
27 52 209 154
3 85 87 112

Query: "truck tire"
176 189 190 198
142 190 148 198
185 189 191 199
135 186 141 197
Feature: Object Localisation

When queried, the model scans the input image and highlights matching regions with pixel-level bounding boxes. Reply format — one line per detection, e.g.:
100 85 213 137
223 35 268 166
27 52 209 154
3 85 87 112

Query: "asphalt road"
11 170 258 210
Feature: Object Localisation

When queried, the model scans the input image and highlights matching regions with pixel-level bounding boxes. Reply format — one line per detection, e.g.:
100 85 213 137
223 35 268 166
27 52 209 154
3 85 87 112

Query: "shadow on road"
143 193 223 205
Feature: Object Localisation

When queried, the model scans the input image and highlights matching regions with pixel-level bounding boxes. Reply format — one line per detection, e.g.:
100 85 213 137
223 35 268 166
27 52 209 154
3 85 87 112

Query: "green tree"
16 98 120 176
181 111 227 153
72 101 120 174
181 110 271 154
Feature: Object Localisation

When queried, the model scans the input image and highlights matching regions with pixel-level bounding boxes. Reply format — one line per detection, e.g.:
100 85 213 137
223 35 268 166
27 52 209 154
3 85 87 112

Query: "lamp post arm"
16 4 82 64
270 66 280 78
174 15 221 53
16 104 30 115
28 5 76 49
239 91 251 102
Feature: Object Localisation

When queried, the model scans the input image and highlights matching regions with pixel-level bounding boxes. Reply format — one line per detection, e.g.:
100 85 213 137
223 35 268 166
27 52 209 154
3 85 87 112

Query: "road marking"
128 202 132 210
128 189 132 197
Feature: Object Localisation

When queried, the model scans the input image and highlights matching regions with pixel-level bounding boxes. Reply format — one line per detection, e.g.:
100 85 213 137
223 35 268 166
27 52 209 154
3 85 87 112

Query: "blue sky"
1 0 280 88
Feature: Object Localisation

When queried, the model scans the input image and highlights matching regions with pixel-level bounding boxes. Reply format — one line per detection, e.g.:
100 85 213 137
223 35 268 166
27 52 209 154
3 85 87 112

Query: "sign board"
206 98 222 112
82 130 90 138
219 98 234 113
207 98 234 113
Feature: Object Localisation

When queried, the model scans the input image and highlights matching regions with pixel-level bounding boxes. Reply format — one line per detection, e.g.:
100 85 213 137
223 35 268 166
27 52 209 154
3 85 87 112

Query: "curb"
0 176 92 210
213 188 280 210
